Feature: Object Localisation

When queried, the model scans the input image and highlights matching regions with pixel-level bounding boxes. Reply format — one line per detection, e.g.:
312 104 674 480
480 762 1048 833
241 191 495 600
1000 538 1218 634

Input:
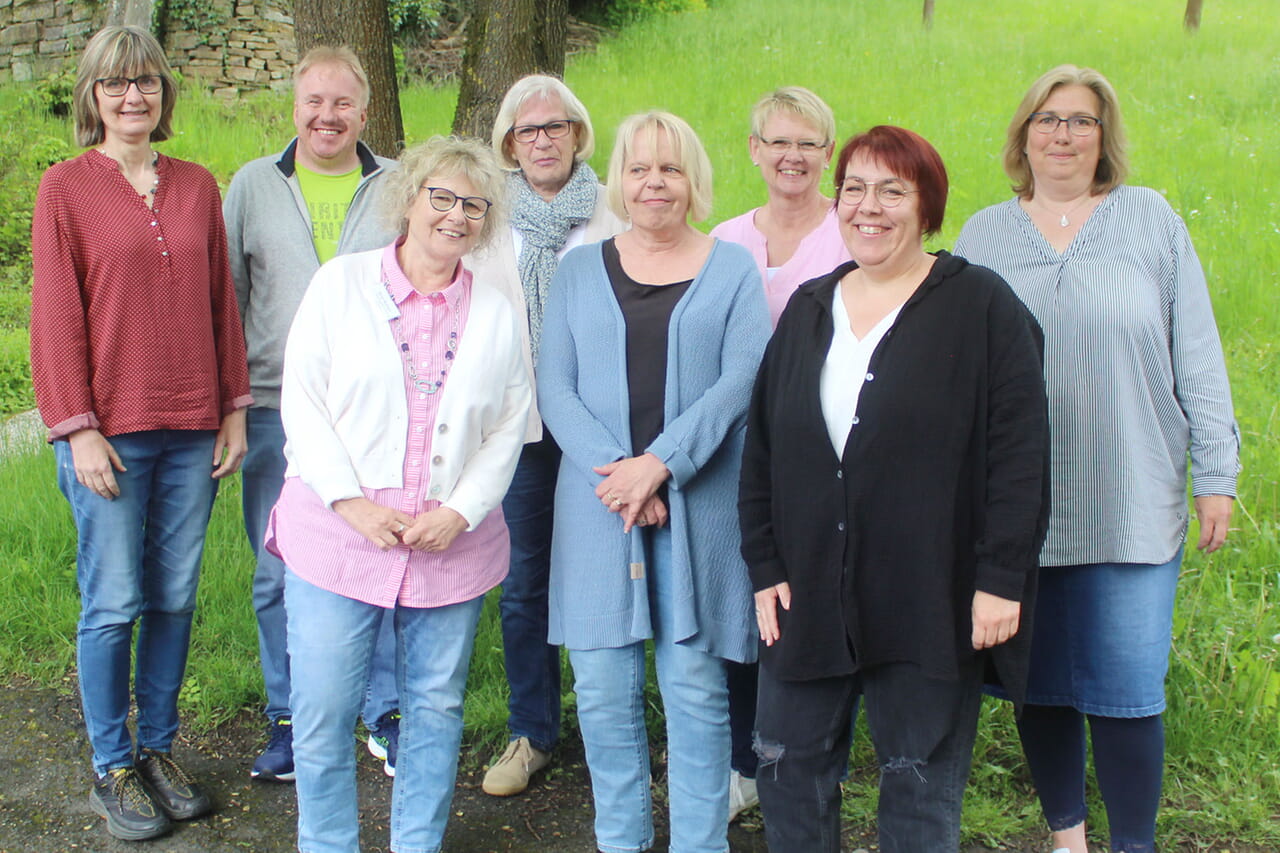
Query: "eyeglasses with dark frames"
96 75 163 97
421 186 492 220
1027 112 1102 136
509 120 575 144
838 178 918 208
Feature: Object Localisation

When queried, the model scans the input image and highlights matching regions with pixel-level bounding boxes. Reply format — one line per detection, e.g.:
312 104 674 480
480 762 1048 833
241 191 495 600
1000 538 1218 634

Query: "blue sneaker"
250 717 295 782
366 710 399 777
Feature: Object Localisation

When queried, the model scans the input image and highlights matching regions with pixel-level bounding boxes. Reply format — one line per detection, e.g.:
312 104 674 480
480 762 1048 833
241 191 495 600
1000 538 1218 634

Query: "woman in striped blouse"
955 65 1240 853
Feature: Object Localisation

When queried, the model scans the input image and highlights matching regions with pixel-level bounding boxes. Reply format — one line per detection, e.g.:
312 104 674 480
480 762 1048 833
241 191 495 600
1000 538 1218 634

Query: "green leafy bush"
0 328 34 416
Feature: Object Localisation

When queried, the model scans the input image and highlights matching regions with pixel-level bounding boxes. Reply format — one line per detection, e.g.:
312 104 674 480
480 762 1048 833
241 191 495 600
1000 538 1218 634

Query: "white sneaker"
728 769 759 822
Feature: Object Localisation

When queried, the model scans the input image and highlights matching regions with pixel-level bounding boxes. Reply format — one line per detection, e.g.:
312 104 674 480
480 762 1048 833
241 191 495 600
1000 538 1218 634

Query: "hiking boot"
482 736 550 796
90 767 171 841
251 716 295 782
366 709 400 777
136 748 212 821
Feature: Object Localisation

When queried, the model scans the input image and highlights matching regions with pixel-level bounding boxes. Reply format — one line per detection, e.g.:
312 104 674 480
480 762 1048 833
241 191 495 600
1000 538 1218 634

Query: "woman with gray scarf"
468 74 626 798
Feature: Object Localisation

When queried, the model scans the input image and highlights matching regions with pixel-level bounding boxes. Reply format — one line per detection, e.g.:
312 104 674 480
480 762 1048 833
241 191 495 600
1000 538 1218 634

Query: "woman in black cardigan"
739 125 1050 853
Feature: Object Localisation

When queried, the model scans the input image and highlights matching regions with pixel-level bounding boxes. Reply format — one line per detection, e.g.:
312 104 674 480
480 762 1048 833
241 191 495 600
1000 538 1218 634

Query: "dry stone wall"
0 0 297 95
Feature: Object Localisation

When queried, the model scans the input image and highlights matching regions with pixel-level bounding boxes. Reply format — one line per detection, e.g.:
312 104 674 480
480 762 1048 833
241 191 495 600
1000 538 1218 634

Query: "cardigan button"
865 372 874 381
432 455 443 465
430 485 442 495
836 470 843 479
837 522 846 532
438 423 448 434
851 415 860 425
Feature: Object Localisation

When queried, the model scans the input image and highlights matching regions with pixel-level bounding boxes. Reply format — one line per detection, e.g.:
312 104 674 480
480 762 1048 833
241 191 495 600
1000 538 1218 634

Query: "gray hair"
491 75 595 170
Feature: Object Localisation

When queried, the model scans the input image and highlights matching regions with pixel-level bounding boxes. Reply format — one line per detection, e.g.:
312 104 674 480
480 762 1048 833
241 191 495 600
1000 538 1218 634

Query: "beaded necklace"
382 276 460 395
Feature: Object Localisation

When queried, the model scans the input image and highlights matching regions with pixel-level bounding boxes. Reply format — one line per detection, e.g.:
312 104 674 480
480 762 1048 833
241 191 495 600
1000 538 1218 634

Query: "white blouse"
820 284 902 456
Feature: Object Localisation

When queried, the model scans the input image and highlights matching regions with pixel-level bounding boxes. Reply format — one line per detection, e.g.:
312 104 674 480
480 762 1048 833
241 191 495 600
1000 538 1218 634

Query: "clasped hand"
333 497 468 553
594 453 671 533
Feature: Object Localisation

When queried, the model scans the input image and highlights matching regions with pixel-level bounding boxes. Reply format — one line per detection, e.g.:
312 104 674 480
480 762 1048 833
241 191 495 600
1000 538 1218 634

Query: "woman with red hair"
739 126 1050 852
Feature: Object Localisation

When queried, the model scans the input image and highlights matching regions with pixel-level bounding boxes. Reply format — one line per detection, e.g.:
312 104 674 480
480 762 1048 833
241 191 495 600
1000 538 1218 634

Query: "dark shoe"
251 716 295 782
136 748 212 820
365 709 400 777
90 767 171 841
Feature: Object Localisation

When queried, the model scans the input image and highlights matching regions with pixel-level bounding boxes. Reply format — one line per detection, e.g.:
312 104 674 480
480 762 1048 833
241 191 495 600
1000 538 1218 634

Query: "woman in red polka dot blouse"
28 26 251 843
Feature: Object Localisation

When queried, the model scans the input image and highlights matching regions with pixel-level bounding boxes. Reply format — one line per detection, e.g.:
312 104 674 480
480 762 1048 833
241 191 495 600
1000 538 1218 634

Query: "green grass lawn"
2 0 1278 846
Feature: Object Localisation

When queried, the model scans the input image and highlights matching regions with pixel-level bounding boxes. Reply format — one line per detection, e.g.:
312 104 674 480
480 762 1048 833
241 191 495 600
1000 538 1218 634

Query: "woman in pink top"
708 86 849 821
711 87 850 329
269 136 531 853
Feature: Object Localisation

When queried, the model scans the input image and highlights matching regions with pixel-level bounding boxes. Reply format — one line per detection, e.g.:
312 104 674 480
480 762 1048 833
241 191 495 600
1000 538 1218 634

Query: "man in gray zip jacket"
223 45 401 783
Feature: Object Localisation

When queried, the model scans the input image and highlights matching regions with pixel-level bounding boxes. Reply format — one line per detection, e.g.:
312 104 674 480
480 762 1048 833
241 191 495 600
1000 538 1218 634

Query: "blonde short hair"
294 46 370 109
385 136 507 249
73 26 178 147
1002 64 1129 199
749 86 836 145
605 111 713 223
491 74 595 170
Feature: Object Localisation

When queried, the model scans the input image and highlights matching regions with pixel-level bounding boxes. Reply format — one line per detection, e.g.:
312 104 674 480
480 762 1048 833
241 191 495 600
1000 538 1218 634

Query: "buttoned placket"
387 288 453 597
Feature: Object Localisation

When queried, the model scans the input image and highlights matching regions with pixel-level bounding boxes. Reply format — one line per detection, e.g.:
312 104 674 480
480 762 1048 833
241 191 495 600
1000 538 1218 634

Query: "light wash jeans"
242 407 398 728
56 430 219 775
569 527 731 853
284 570 484 853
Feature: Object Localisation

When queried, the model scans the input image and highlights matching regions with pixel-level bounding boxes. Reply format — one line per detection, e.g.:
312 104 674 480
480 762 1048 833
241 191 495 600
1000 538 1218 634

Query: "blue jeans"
755 660 983 853
285 571 484 853
56 430 219 776
497 435 562 751
569 527 731 853
242 407 397 726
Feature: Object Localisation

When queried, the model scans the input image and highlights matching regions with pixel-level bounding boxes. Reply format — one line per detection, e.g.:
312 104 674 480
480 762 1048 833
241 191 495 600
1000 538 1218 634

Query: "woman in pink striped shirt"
267 136 532 853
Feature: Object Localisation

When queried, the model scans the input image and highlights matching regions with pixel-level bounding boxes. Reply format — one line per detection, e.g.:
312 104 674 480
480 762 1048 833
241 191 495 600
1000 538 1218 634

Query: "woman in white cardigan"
270 136 531 853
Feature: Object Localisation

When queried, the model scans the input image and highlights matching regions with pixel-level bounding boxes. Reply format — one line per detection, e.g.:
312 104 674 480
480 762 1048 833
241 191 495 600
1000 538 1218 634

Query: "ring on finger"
612 498 622 506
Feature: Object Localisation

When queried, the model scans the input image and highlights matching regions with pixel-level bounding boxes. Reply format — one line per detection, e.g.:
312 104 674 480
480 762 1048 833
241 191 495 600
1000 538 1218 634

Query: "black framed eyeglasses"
422 186 492 220
96 75 163 97
510 119 575 144
1028 112 1102 136
838 179 918 208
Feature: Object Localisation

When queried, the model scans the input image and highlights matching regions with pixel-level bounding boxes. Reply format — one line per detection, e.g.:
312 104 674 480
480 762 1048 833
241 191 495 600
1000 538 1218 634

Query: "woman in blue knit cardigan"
536 111 769 853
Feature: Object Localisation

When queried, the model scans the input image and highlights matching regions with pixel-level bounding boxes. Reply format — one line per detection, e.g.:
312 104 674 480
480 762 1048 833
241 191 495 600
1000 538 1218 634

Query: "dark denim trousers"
755 659 983 853
497 434 562 751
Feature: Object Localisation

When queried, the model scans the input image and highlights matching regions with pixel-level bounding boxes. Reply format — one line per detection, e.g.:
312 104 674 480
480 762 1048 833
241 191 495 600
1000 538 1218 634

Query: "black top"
603 238 693 454
738 252 1051 709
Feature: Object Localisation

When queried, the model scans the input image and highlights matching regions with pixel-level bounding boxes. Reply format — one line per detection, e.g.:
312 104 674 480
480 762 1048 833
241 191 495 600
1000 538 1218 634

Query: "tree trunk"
452 0 568 139
106 0 153 29
922 0 936 29
294 0 405 157
1184 0 1204 31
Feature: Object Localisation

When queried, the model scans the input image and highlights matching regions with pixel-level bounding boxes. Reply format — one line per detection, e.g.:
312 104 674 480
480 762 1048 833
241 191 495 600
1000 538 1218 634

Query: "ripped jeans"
754 660 983 853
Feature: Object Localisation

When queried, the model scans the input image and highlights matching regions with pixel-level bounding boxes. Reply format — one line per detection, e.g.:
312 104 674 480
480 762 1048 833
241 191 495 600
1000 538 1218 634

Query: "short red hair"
833 126 948 237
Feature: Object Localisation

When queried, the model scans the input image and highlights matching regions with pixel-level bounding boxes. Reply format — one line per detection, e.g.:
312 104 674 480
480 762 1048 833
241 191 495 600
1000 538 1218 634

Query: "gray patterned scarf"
509 160 599 362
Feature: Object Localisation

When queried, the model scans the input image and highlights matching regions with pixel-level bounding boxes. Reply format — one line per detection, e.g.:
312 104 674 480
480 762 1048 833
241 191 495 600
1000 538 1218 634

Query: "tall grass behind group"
1 0 1277 845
